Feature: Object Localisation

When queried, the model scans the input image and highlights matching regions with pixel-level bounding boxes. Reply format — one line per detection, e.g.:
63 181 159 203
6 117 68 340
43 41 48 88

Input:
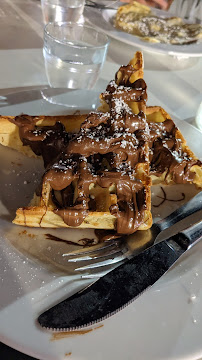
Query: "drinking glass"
195 101 202 132
41 0 85 24
43 22 109 90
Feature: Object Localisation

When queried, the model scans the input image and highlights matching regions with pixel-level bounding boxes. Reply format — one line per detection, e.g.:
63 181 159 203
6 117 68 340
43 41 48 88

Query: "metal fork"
62 191 202 271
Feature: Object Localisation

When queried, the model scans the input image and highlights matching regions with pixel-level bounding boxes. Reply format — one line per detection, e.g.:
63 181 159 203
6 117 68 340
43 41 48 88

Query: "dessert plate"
0 90 202 360
84 7 202 57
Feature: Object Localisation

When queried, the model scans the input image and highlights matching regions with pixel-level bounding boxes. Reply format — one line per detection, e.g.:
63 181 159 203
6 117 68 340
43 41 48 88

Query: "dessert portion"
98 63 202 189
2 108 201 189
0 51 201 240
146 106 202 187
0 114 86 158
115 1 202 45
3 52 152 235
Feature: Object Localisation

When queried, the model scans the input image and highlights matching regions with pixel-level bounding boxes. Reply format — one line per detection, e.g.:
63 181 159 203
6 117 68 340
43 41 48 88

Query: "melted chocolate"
11 66 149 235
94 230 124 242
149 119 201 183
42 76 149 234
45 233 95 246
153 186 185 208
13 64 201 236
45 233 80 246
10 79 201 236
10 115 74 168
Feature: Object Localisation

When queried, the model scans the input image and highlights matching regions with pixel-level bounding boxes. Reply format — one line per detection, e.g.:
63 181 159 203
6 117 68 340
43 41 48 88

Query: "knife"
38 219 202 330
85 1 122 10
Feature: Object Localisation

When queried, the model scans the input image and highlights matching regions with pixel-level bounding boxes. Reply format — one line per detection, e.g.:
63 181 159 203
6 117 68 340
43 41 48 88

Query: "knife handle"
173 220 202 250
156 191 202 232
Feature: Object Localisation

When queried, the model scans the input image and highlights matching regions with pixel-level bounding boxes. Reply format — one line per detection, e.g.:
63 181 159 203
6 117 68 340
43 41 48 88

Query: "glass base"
40 88 101 110
195 102 202 132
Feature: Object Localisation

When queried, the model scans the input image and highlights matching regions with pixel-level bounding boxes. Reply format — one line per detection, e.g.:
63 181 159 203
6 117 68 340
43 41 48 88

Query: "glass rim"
44 22 110 49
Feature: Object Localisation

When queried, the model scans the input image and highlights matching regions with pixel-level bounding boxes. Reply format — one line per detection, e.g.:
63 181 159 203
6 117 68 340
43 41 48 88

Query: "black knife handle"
173 219 202 250
155 191 202 232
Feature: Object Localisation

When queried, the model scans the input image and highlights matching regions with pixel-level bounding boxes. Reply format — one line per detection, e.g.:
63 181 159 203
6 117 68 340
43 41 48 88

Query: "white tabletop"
0 0 202 125
0 2 202 360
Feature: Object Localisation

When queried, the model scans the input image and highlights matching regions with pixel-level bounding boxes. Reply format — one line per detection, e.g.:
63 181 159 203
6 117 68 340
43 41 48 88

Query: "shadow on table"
0 342 36 360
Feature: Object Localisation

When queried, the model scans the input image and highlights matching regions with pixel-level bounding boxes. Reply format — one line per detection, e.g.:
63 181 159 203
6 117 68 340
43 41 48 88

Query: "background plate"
84 7 202 57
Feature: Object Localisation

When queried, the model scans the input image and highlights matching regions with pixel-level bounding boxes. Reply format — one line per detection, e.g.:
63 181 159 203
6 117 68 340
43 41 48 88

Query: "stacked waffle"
0 52 201 239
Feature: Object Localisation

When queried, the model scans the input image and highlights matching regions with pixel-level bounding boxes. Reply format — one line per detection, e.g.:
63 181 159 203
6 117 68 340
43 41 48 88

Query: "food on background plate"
115 1 202 45
0 51 201 241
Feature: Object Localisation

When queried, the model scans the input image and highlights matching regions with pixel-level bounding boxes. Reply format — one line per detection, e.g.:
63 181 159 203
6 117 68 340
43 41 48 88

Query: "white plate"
0 90 202 360
84 7 202 57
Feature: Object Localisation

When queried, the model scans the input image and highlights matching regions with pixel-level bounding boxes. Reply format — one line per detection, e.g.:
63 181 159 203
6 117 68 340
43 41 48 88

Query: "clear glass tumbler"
41 0 85 24
195 101 202 132
43 22 109 89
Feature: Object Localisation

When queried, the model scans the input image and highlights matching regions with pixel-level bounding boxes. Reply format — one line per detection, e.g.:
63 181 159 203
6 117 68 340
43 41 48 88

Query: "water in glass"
43 23 109 89
41 0 85 23
44 44 106 89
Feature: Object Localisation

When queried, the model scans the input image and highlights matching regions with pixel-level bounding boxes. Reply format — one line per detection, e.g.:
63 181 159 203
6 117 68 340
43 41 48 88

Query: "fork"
63 191 202 271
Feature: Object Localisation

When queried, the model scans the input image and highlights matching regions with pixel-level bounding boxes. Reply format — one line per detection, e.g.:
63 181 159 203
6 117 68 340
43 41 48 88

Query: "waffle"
146 106 202 187
2 108 201 189
1 52 201 235
0 114 86 158
98 57 202 189
2 52 152 235
115 1 202 45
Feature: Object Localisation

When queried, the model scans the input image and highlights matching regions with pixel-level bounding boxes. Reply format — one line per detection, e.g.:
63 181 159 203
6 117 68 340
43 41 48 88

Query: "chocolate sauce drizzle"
45 76 149 235
10 64 201 236
10 65 150 235
45 234 95 246
149 119 201 183
94 230 124 242
153 186 185 208
11 115 75 168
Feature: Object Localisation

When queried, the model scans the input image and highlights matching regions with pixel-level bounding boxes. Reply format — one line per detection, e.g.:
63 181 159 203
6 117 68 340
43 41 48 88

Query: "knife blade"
38 220 202 330
85 1 123 10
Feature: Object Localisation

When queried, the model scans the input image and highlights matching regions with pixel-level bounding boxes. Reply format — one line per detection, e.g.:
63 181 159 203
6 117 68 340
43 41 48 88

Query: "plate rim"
84 7 202 57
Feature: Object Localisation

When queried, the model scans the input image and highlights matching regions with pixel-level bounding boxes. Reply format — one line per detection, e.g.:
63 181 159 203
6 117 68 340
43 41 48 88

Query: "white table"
0 1 202 359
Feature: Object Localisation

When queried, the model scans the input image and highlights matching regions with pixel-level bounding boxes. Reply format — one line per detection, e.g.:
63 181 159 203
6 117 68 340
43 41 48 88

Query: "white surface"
84 7 202 57
0 92 202 360
0 1 202 358
0 49 47 89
